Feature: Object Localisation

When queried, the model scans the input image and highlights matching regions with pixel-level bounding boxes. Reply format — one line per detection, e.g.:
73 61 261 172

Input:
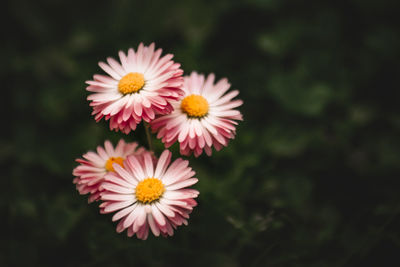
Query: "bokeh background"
2 0 400 266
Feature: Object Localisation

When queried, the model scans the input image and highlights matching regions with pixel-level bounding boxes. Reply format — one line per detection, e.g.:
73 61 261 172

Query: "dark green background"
2 0 400 266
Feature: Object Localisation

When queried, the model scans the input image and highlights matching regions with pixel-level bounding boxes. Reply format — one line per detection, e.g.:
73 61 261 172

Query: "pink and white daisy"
151 72 243 157
100 150 199 240
73 139 149 203
86 43 184 134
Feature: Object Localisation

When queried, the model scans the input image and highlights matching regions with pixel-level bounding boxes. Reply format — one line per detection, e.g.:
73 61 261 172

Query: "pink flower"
73 140 148 203
151 72 243 157
86 43 184 134
100 150 199 240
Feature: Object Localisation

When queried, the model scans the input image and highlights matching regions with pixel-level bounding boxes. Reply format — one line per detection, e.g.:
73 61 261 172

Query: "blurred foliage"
2 0 400 266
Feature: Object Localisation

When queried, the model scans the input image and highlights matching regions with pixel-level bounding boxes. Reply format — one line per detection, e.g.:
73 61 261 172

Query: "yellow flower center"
181 94 209 118
118 72 145 94
135 178 165 204
105 157 124 172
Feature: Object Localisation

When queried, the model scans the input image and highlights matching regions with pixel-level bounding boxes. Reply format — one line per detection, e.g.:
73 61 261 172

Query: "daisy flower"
151 72 243 157
86 43 184 134
100 150 199 240
73 139 149 203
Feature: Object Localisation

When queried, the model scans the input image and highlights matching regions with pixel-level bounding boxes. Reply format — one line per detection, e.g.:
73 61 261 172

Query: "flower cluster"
73 43 242 240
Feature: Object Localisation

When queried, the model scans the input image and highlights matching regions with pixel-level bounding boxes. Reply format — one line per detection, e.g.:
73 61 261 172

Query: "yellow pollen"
118 72 145 94
181 94 209 118
105 157 124 172
135 178 165 204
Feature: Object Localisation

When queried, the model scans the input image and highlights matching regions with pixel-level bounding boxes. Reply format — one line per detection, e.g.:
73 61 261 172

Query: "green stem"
144 122 154 152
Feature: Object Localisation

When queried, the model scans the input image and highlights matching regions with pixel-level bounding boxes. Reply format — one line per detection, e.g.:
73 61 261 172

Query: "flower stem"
144 122 154 152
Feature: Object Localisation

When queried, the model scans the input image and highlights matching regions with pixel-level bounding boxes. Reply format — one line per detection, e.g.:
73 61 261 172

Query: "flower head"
100 150 199 240
86 43 184 134
73 140 149 203
151 72 243 157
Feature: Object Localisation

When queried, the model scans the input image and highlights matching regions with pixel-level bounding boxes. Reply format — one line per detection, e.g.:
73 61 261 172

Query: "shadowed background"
2 0 400 266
